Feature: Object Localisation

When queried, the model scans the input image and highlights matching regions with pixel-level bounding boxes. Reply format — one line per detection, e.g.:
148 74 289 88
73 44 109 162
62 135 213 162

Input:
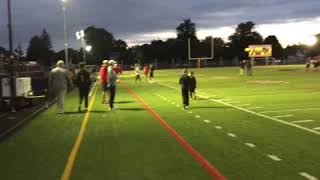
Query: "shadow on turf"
115 101 135 104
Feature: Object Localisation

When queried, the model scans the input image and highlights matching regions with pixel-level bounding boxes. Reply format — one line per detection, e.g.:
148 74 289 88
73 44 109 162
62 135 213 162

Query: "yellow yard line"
60 85 98 180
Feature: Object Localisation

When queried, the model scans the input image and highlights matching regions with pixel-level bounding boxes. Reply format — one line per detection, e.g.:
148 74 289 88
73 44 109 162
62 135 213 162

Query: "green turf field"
0 65 319 180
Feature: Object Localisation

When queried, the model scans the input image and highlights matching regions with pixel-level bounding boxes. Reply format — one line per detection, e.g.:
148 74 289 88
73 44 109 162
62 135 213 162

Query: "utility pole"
7 0 16 112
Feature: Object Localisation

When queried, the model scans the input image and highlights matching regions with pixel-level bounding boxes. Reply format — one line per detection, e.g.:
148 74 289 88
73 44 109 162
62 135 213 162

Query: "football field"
0 65 319 180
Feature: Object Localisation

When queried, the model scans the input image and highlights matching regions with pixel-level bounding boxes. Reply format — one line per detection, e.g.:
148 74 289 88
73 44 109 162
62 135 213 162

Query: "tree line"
1 19 319 67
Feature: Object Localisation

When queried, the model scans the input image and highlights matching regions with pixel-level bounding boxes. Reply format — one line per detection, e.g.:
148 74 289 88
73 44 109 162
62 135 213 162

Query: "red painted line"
122 83 226 180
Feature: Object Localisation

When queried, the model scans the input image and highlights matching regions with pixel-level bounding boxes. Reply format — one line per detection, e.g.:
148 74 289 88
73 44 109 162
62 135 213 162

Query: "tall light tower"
61 0 69 69
76 30 86 64
7 0 13 54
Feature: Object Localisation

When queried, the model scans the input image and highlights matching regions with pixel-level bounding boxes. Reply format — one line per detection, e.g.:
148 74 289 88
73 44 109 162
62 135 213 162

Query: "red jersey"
99 65 107 83
143 66 149 75
113 65 122 75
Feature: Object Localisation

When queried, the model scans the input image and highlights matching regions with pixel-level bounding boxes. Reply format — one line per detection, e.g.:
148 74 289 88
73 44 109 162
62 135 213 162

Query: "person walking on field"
179 69 191 109
143 64 149 81
75 63 91 112
49 60 72 114
240 60 246 76
99 60 109 104
107 60 118 110
246 58 253 76
149 64 155 81
134 64 141 82
189 71 197 100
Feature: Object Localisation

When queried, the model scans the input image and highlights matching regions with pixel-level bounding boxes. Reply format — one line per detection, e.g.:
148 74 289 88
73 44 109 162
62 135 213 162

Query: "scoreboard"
245 45 272 58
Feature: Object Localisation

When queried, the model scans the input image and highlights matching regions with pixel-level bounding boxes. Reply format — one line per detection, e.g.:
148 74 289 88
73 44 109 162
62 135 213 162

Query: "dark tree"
84 26 115 64
264 35 283 59
27 29 53 65
228 21 263 60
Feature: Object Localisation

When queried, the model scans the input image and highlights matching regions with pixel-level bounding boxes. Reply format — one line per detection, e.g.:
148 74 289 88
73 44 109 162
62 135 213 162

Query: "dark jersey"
240 61 245 69
76 69 91 88
189 76 196 89
179 74 190 89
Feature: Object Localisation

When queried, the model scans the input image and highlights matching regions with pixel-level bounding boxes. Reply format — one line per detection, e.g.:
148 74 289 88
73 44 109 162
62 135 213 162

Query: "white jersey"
134 66 140 75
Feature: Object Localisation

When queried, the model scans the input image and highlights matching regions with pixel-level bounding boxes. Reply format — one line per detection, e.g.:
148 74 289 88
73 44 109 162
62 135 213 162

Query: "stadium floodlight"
85 45 92 52
304 36 317 46
188 37 214 68
76 29 87 64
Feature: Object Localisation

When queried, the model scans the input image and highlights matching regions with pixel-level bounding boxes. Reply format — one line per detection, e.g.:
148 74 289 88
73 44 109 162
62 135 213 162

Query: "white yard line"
239 104 251 106
214 126 222 129
245 143 256 148
221 99 233 101
260 108 320 114
247 107 263 110
267 155 282 161
291 120 314 124
273 115 294 118
313 127 320 130
158 83 320 136
227 133 237 138
299 172 318 180
195 115 201 118
204 120 211 123
228 101 241 104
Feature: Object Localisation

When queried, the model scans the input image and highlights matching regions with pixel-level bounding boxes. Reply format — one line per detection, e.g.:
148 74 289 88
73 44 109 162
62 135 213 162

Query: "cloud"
0 0 319 51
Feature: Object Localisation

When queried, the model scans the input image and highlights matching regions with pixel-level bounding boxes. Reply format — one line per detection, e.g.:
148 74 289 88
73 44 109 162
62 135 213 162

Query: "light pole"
61 0 69 69
7 0 16 112
76 30 86 64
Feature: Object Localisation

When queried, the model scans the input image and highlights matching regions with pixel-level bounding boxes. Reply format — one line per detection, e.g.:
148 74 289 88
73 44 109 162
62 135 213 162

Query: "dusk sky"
0 0 320 51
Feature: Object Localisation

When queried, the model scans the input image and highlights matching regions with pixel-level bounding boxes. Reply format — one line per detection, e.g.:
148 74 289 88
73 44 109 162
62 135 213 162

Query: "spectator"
99 60 109 104
179 68 190 109
75 63 91 112
49 60 71 114
107 60 118 110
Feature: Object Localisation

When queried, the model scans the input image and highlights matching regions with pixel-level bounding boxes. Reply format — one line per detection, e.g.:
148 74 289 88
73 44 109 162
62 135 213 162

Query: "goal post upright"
188 37 214 68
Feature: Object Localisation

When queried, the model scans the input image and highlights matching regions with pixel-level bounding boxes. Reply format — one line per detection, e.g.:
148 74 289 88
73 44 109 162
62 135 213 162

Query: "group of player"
239 59 253 76
99 60 122 110
134 64 155 82
179 69 197 109
305 56 320 72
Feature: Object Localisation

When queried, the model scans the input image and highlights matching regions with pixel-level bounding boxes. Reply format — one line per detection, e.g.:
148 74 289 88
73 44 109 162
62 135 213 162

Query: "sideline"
60 84 98 180
158 82 320 136
122 83 226 180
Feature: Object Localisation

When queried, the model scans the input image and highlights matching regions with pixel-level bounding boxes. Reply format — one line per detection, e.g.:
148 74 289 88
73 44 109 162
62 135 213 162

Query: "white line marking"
176 105 180 107
273 115 294 118
227 133 237 137
247 107 263 110
221 99 233 101
260 108 320 113
188 111 193 114
214 126 222 129
291 120 314 124
239 104 251 106
171 102 175 105
313 127 320 130
158 83 320 136
245 143 256 148
299 172 318 180
267 155 282 161
195 115 201 118
204 120 211 123
228 101 241 104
